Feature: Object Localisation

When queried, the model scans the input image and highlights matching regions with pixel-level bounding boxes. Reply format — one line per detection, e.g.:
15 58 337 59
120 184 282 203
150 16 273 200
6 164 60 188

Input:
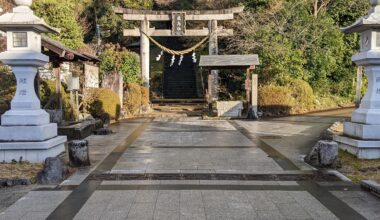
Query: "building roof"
199 55 260 69
41 35 99 63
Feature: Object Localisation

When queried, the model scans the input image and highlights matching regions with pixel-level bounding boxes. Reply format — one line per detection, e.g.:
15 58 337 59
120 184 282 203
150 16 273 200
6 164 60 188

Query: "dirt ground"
338 150 380 183
0 162 43 180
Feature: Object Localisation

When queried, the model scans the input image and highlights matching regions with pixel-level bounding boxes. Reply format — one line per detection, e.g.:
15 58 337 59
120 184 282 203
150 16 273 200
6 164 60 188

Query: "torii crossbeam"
115 6 244 100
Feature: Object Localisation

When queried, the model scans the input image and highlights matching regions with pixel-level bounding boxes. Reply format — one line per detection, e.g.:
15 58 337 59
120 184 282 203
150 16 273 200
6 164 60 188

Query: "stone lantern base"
334 122 380 159
0 110 67 163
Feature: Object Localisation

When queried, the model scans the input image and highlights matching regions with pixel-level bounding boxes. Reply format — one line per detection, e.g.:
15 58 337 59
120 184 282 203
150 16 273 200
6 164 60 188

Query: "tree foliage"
32 0 85 49
99 44 141 84
228 0 369 98
83 0 154 44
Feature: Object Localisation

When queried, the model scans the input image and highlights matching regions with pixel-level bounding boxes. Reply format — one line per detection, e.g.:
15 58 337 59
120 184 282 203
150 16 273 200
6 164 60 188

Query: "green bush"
123 83 142 116
39 79 75 121
85 88 121 121
0 70 15 115
289 79 315 114
258 84 295 116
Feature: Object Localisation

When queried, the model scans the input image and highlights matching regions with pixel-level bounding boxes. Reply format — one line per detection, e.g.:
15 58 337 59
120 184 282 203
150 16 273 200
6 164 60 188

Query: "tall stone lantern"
0 0 66 162
335 0 380 159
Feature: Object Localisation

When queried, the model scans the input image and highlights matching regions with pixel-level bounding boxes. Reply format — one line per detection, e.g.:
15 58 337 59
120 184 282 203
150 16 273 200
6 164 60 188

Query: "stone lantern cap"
342 0 380 33
0 0 59 33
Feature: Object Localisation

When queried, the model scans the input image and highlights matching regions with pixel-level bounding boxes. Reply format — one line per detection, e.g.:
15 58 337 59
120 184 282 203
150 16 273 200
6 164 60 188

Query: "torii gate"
115 6 244 101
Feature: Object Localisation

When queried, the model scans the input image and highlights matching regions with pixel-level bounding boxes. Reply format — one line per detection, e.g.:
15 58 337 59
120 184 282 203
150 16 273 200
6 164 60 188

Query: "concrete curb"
325 169 352 182
361 180 380 198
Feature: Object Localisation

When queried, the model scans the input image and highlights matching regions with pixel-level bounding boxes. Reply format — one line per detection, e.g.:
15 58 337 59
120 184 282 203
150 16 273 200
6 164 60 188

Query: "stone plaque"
84 64 99 88
216 101 244 117
172 12 186 36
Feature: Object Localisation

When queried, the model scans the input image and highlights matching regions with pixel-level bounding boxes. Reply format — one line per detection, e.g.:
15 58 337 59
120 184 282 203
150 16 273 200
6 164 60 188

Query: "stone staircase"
163 39 199 99
151 99 207 117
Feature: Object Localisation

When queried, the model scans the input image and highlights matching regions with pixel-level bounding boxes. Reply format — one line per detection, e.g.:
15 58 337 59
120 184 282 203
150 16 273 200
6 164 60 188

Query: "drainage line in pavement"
97 184 302 191
87 172 340 182
228 120 299 170
298 181 366 220
33 184 361 192
46 118 153 220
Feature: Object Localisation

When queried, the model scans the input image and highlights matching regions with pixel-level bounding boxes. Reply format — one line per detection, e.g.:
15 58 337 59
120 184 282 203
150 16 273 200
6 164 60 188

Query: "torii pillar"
209 20 219 100
140 18 150 89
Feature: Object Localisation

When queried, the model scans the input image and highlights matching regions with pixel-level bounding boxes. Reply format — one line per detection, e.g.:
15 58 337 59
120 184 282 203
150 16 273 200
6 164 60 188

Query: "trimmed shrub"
85 88 121 121
123 83 142 116
258 84 295 116
0 70 16 115
289 79 315 114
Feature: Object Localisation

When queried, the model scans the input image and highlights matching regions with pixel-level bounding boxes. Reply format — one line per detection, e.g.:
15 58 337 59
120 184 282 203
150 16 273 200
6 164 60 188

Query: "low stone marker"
305 140 339 167
68 140 91 167
37 157 64 184
216 101 244 117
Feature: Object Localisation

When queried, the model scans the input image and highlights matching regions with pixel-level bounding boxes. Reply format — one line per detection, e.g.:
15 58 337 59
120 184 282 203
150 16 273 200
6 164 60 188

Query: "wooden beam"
124 28 233 37
123 13 234 21
115 6 244 16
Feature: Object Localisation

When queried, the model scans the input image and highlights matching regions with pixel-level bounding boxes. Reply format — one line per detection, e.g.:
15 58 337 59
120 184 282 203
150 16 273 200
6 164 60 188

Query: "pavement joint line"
298 181 366 220
128 145 255 149
228 120 300 171
46 118 153 220
32 184 362 192
87 172 340 182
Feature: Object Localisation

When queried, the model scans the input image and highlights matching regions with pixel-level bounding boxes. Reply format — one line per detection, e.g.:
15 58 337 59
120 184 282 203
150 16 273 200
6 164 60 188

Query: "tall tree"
32 0 85 49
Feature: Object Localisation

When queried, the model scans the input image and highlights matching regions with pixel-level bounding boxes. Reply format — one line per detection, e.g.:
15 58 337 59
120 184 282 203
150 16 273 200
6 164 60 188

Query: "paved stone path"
1 112 380 220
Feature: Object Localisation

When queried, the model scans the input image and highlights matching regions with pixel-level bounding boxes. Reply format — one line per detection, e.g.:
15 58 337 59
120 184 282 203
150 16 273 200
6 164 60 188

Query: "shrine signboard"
172 12 186 36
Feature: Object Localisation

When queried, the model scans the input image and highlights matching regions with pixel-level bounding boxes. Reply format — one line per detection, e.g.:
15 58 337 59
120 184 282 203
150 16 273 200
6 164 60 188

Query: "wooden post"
53 62 62 111
140 18 150 90
209 20 219 101
118 71 124 108
355 66 363 109
245 68 251 104
251 74 258 118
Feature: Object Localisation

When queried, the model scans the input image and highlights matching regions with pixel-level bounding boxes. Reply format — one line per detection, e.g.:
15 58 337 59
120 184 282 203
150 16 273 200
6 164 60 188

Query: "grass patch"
0 162 43 180
338 150 380 184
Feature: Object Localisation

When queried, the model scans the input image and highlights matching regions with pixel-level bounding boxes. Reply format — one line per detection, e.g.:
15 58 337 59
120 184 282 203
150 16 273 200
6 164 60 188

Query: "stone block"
305 140 338 167
0 136 66 163
68 140 90 167
351 108 380 125
0 123 57 141
344 122 380 140
216 101 243 117
334 135 380 159
37 157 64 184
59 119 103 140
1 109 50 126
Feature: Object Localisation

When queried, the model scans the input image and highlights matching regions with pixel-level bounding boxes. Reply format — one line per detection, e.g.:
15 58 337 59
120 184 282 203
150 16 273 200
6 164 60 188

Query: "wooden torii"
115 6 244 100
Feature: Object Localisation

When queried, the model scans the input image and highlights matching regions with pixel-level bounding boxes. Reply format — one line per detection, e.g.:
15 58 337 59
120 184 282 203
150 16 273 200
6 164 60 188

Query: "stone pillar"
140 18 150 89
208 20 219 101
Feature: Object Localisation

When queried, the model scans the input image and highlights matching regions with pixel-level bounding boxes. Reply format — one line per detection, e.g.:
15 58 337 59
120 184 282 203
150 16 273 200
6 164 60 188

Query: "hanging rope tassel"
178 55 184 66
156 50 163 61
192 51 197 63
170 55 176 67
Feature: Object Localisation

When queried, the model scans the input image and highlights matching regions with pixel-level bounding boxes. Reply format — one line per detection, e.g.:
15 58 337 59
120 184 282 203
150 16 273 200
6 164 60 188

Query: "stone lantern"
334 0 380 159
0 0 66 162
